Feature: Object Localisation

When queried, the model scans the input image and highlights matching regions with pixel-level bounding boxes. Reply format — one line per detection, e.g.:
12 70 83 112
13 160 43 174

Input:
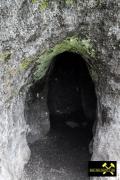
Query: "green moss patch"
39 0 48 11
65 0 75 5
32 0 37 3
0 51 11 62
34 36 96 80
32 0 48 11
19 57 34 71
32 0 76 12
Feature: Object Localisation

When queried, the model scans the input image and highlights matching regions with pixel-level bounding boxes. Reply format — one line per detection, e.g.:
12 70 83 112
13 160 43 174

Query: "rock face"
24 80 50 144
0 0 120 180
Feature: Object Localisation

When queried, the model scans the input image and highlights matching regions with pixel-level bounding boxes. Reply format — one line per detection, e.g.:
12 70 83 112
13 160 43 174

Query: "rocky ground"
24 122 91 180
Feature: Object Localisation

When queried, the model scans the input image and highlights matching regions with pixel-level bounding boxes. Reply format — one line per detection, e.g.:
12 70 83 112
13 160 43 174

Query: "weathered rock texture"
24 80 50 144
0 0 120 180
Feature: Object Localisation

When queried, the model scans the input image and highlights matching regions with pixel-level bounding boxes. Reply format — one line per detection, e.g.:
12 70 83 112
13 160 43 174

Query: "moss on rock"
20 57 34 71
39 0 48 11
32 0 76 12
32 0 48 11
32 0 37 3
34 36 96 80
65 0 75 5
0 51 11 62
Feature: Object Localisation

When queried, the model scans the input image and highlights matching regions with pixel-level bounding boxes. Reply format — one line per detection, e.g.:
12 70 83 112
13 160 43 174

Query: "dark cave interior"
47 51 97 134
25 51 97 179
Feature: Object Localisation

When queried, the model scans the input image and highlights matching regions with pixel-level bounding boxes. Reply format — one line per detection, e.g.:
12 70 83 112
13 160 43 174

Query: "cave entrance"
24 51 97 180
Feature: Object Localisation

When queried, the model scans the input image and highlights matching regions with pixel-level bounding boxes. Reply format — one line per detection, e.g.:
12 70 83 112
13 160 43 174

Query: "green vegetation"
39 0 48 11
20 57 34 71
0 51 11 62
34 36 96 80
65 0 75 5
32 0 76 12
32 0 37 3
32 0 48 11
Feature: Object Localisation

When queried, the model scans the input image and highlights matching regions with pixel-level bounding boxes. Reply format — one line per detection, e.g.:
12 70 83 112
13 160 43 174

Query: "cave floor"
24 124 91 180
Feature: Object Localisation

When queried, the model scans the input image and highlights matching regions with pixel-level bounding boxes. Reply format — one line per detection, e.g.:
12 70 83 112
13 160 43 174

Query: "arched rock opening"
24 51 97 179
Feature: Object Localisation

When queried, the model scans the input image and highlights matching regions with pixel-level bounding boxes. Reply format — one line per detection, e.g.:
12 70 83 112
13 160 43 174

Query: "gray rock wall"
0 0 120 179
24 81 50 144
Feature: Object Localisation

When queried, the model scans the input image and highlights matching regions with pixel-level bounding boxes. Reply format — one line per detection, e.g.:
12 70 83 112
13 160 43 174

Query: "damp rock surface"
0 0 120 180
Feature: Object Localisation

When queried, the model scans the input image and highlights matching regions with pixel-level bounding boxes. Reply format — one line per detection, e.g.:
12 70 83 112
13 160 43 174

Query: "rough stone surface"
24 80 50 144
0 0 120 180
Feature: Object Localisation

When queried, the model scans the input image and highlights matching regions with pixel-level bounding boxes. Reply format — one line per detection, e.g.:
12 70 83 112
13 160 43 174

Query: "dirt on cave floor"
24 119 92 180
